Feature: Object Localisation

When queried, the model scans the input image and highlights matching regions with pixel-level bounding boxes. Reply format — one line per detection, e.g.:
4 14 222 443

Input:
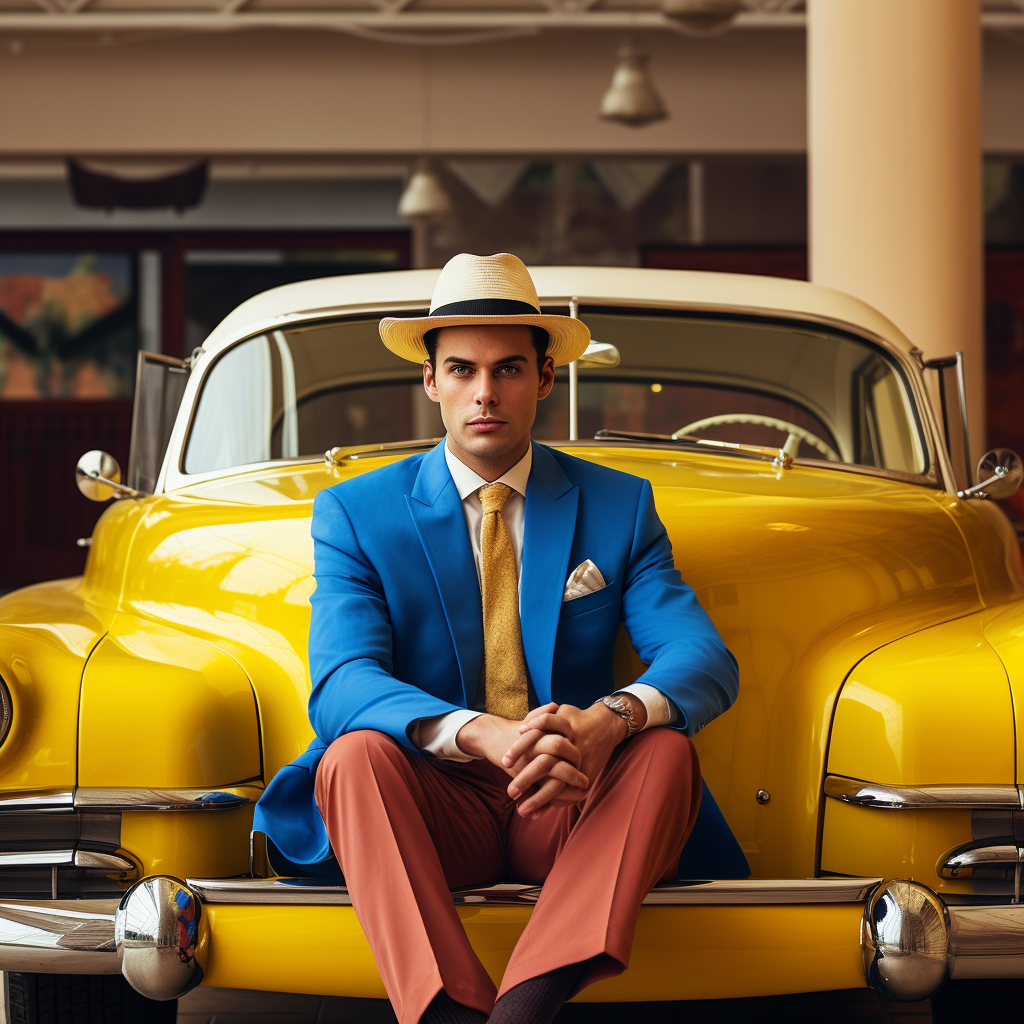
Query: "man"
254 253 739 1024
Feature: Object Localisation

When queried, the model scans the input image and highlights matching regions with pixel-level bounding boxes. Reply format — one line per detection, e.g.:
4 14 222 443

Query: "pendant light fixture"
661 0 745 36
397 159 452 221
599 38 668 128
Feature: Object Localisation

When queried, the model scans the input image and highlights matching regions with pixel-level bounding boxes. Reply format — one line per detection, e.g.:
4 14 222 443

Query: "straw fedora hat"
379 253 591 366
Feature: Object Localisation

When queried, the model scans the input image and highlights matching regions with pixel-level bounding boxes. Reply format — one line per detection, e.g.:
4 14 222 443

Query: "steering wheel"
672 413 840 462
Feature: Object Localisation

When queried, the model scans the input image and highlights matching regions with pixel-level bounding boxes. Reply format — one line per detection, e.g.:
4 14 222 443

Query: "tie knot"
478 482 514 515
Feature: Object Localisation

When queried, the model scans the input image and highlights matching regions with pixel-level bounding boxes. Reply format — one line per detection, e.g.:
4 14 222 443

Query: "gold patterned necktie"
478 482 530 720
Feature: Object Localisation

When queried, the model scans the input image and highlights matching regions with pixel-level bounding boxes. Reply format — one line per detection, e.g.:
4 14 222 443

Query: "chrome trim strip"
0 850 73 867
641 878 882 904
0 789 75 813
0 899 119 974
74 783 263 812
74 850 137 872
0 784 262 813
938 839 1024 879
187 876 882 907
0 849 135 871
824 775 1023 810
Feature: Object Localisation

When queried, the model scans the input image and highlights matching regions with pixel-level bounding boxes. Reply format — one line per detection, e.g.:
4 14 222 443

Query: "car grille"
0 812 133 899
972 809 1024 844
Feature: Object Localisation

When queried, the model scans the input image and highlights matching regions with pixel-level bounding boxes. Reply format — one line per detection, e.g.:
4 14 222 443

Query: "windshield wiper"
593 429 793 470
325 438 443 467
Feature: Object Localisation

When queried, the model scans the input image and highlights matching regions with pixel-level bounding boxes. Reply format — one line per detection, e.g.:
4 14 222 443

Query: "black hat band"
429 298 541 318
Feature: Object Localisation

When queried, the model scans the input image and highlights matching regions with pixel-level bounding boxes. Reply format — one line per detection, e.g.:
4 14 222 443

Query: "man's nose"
474 374 498 406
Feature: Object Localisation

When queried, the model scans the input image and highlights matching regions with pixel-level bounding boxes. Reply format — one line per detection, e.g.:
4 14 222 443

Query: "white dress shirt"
411 441 676 760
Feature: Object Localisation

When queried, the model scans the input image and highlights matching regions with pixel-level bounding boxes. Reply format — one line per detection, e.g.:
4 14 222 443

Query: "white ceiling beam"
0 6 1016 33
0 10 804 31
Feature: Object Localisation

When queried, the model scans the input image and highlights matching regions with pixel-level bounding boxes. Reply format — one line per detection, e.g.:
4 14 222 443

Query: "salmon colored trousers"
315 727 701 1024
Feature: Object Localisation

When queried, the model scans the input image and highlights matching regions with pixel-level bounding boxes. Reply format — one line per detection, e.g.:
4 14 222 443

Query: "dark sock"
419 989 489 1024
488 955 609 1024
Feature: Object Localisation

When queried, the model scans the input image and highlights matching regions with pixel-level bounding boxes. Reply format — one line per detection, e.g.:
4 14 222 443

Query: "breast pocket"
559 583 618 620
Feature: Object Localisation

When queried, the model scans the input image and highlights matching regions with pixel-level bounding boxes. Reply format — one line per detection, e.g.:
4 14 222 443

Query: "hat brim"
379 314 591 367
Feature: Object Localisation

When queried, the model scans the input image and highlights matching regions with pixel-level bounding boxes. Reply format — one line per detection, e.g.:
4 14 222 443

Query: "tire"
3 972 178 1024
930 978 1024 1023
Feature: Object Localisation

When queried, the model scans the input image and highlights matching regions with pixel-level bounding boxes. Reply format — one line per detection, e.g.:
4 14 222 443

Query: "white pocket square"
563 559 607 602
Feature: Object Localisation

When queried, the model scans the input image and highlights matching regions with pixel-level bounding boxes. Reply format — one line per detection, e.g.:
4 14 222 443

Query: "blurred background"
1 0 1023 587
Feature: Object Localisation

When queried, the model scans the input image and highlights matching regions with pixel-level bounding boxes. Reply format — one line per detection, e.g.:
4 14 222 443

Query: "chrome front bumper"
2 876 1024 1003
0 898 120 974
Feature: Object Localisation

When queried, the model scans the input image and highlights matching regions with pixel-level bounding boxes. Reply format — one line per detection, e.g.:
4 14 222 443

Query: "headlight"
0 675 11 747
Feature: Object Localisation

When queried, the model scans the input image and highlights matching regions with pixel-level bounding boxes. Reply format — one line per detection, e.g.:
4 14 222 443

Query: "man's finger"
501 728 542 767
517 777 567 816
509 755 587 790
545 759 589 790
521 702 557 725
503 726 579 768
502 727 580 769
516 713 575 741
532 732 582 767
506 753 560 799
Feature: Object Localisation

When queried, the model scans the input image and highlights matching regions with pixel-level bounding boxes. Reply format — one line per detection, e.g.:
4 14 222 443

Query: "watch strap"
597 693 642 737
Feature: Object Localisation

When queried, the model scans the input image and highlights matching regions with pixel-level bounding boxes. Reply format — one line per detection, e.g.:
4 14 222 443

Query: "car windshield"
183 311 926 477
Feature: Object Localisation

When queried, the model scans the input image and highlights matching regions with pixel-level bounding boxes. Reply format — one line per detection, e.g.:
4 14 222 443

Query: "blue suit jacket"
254 441 743 874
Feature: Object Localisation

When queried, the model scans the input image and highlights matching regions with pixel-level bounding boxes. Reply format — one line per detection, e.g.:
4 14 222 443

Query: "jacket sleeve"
307 488 466 754
620 478 739 735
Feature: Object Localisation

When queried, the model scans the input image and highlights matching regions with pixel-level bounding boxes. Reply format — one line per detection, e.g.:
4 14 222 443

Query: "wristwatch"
596 693 643 738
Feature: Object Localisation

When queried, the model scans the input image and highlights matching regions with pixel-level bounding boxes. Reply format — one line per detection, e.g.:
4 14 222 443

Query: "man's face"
422 324 555 472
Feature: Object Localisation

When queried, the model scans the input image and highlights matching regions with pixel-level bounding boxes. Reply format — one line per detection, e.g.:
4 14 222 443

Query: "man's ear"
423 360 440 403
537 356 555 401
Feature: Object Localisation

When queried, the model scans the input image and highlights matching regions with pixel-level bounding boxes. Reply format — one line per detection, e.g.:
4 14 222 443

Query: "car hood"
104 444 1003 877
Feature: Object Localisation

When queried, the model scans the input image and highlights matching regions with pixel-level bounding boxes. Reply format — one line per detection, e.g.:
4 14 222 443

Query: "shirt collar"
444 440 533 501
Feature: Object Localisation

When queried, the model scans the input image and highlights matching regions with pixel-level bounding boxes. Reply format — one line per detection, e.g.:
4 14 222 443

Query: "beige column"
807 0 985 464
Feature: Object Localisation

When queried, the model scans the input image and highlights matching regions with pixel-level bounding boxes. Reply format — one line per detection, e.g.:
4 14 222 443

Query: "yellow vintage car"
1 266 1023 1023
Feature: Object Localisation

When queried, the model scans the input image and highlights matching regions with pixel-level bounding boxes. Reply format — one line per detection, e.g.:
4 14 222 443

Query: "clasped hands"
455 696 647 818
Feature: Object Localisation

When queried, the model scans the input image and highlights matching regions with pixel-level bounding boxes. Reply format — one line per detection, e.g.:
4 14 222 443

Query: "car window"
531 312 926 474
183 310 925 477
184 319 442 475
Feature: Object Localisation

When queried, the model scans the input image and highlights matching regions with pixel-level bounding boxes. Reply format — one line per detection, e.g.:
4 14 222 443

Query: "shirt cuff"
411 709 485 761
615 682 678 730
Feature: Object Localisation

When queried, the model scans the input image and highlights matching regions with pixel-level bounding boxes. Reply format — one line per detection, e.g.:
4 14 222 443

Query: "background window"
0 252 137 399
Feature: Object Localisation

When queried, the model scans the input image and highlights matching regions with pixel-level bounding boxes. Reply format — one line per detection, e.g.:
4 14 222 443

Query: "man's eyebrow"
442 354 529 366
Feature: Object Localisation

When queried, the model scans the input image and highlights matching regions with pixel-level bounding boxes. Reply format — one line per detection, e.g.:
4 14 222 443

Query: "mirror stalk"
957 448 1023 501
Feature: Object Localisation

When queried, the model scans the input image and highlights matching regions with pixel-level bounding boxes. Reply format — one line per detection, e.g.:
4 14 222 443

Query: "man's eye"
497 364 519 374
451 365 471 375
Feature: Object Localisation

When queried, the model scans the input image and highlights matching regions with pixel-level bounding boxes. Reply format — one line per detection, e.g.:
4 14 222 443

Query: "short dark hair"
423 324 550 373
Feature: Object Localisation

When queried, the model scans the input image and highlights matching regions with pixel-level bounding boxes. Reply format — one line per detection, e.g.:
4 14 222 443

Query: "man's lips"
468 418 507 433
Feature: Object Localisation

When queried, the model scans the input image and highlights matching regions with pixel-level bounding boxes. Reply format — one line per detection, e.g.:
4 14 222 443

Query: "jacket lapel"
520 443 578 706
406 441 482 706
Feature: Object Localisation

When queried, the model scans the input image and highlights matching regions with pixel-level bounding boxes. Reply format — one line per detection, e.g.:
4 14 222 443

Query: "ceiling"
0 0 1021 44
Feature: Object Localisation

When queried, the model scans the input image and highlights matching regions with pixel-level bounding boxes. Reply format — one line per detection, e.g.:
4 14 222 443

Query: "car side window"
184 319 444 475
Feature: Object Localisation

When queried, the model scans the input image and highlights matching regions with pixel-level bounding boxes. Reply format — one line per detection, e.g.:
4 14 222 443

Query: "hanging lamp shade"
397 161 452 221
661 0 744 35
599 39 668 128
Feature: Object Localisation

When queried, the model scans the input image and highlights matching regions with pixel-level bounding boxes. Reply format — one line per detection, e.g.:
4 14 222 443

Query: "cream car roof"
201 266 916 360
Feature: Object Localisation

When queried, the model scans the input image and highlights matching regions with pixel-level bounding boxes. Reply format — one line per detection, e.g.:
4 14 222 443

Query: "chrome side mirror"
76 450 142 502
958 448 1023 500
576 341 620 368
